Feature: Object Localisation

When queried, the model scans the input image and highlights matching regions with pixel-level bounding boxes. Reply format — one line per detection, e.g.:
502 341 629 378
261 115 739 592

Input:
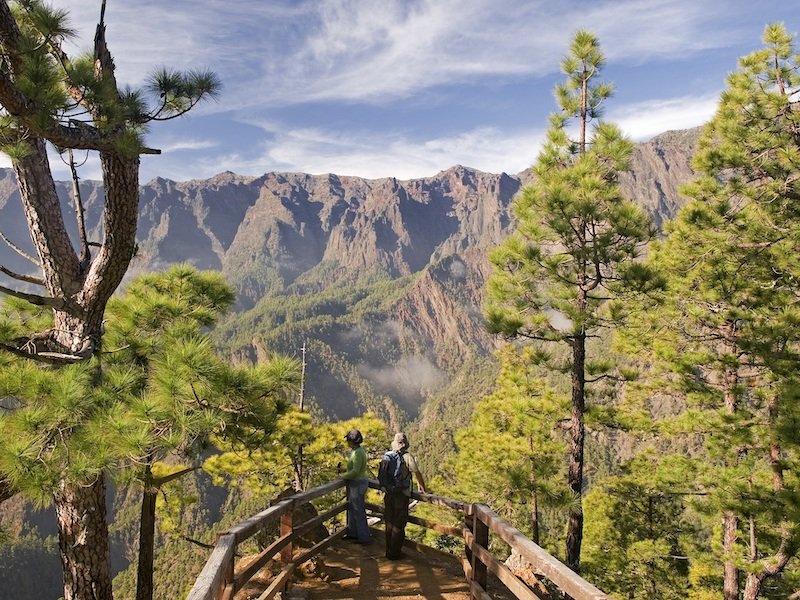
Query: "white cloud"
610 94 719 140
158 139 219 153
49 0 753 107
251 123 545 179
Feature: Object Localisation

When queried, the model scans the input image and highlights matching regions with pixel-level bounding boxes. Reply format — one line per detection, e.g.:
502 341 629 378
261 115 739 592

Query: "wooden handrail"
187 478 615 600
186 479 348 600
473 504 612 600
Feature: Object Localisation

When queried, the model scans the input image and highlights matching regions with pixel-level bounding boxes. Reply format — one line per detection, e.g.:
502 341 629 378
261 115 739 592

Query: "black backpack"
378 449 411 493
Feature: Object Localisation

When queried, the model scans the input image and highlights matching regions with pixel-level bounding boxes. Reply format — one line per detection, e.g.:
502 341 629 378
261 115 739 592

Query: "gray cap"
391 432 409 451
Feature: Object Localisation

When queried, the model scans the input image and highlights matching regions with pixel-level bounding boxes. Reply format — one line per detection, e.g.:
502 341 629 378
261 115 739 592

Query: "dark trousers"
384 490 410 559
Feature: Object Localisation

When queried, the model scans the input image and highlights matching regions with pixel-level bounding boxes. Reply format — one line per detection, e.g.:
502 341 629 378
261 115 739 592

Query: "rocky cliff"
0 128 701 426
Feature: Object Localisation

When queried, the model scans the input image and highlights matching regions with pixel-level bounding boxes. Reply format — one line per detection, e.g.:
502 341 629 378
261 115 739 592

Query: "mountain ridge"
0 127 701 425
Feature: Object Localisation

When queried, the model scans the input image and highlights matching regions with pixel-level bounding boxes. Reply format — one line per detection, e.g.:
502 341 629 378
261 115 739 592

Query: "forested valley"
0 3 798 600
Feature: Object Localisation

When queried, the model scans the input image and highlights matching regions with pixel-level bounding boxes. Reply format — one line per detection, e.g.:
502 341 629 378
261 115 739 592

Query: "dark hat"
344 429 363 444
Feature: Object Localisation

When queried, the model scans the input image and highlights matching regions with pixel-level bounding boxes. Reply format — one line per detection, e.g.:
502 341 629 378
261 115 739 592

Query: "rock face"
0 128 700 422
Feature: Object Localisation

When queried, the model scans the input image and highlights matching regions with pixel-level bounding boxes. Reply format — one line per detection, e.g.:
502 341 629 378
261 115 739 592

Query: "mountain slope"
0 128 700 430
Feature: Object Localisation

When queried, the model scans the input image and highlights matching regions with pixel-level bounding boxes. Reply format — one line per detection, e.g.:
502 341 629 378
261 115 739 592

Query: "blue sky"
27 1 800 183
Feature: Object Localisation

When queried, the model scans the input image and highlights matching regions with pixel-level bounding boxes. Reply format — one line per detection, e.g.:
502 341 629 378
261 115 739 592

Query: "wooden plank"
470 580 493 600
227 480 346 544
255 562 296 600
407 514 463 537
365 501 384 515
462 556 472 582
227 498 293 544
414 491 470 512
473 504 613 600
280 510 293 565
472 543 542 600
186 533 236 600
293 527 348 566
219 583 234 600
472 514 489 591
293 501 347 539
233 531 292 592
291 479 346 504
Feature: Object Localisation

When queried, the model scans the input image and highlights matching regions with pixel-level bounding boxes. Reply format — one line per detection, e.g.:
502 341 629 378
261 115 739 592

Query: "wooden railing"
186 478 614 600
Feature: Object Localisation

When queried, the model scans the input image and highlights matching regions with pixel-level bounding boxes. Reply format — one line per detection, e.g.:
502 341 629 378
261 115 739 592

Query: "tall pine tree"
619 23 800 600
486 30 654 570
0 3 219 599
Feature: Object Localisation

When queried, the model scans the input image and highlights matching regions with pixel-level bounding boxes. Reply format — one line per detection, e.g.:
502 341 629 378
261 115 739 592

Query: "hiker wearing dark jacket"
383 432 427 559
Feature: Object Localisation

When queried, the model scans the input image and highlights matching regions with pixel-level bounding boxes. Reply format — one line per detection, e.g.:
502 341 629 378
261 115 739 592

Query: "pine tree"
0 3 218 598
0 266 300 600
618 23 800 600
582 452 691 599
486 30 654 570
442 345 569 548
205 413 387 503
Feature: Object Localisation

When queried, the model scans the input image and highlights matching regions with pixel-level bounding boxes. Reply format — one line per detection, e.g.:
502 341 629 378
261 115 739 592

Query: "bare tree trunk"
721 347 739 600
565 331 586 572
530 490 540 546
54 477 113 600
743 574 764 600
136 463 157 600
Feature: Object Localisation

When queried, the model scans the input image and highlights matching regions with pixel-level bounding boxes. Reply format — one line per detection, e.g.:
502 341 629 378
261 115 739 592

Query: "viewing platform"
186 479 614 600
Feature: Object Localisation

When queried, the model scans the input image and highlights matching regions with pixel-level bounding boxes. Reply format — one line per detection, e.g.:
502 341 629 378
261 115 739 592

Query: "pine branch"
0 265 45 286
0 283 80 314
67 149 91 270
0 230 41 268
0 341 85 364
150 466 199 487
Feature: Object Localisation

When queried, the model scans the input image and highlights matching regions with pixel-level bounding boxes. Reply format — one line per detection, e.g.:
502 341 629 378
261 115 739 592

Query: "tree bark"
54 476 113 600
565 330 586 572
530 490 540 546
722 512 739 600
0 476 14 504
136 463 158 600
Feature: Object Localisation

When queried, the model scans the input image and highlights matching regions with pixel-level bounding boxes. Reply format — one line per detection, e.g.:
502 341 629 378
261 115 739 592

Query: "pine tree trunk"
722 512 739 600
54 477 113 600
565 331 586 572
136 477 158 600
530 490 540 546
742 574 763 600
721 352 739 600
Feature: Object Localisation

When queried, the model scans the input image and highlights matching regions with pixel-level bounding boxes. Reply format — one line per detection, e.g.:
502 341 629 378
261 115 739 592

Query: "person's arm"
407 454 428 493
415 471 428 494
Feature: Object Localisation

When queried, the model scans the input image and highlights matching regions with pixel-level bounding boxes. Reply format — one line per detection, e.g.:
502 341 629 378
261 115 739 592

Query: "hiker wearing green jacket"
341 429 371 543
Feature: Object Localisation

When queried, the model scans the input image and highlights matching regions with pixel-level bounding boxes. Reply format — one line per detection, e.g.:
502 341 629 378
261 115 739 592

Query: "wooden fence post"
280 500 294 591
280 509 294 564
472 511 489 595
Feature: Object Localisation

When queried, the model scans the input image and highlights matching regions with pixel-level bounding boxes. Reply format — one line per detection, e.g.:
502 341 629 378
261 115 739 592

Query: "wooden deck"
236 530 514 600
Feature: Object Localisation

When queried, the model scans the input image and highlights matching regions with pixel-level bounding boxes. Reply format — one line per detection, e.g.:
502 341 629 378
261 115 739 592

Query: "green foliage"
615 23 800 598
484 29 656 570
0 0 221 156
441 345 570 552
205 412 387 501
486 28 655 363
582 453 691 598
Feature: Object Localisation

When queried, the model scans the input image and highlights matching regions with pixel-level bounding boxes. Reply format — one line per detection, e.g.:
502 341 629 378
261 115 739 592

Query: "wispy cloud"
51 0 749 107
158 139 219 153
610 94 719 140
247 123 545 179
